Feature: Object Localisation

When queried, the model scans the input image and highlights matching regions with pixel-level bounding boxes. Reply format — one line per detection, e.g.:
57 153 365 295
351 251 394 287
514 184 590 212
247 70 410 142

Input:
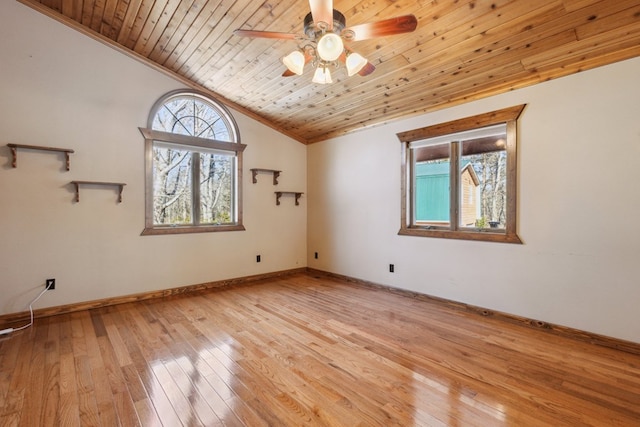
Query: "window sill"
141 224 246 236
398 226 522 244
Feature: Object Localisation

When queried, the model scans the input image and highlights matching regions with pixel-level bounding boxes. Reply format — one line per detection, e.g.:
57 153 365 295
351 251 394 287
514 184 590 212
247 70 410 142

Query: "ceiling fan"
234 0 417 84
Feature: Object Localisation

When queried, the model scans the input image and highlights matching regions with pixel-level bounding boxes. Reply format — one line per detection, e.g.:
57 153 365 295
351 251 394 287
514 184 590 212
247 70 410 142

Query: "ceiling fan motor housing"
304 9 346 37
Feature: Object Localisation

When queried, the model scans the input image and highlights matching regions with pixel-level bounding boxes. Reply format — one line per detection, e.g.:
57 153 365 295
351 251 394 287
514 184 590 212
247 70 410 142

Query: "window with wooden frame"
397 105 525 243
140 90 246 235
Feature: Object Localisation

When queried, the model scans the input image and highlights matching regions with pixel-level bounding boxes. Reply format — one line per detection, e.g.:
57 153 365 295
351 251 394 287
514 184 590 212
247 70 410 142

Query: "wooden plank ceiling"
18 0 640 144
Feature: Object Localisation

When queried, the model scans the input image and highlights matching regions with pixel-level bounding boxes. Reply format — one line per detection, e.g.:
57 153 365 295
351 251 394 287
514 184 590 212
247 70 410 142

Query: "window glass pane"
460 131 507 229
414 143 450 226
152 96 232 141
200 152 234 224
152 146 192 225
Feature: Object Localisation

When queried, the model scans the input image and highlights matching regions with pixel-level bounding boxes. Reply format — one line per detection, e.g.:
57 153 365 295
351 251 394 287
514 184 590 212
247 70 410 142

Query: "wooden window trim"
140 130 246 236
397 105 526 244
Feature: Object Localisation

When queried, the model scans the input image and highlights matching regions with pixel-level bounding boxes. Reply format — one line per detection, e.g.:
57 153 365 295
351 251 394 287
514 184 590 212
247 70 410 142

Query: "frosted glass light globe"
282 50 305 75
317 33 344 61
312 66 333 84
346 52 367 76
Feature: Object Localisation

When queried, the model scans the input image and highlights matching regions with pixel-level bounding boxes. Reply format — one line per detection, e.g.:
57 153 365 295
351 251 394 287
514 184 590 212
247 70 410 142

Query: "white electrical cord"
0 282 53 336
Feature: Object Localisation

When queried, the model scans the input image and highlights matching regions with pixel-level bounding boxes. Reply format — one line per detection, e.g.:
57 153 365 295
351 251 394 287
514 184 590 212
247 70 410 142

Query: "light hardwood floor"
1 273 639 426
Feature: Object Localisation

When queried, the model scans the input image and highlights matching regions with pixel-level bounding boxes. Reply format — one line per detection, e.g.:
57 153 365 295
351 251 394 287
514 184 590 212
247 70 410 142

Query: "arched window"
140 90 246 235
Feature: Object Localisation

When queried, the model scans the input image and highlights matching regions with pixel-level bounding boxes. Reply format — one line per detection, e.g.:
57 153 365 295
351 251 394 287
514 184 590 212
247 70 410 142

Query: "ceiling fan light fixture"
346 52 367 76
316 33 344 61
235 5 418 84
282 50 305 75
312 66 332 84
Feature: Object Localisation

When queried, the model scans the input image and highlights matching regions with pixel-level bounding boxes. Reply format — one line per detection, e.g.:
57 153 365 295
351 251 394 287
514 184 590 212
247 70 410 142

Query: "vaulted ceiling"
18 0 640 144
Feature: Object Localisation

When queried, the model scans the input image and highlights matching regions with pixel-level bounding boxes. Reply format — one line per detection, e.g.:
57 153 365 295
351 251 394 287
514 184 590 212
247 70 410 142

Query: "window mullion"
505 120 518 236
407 144 415 227
192 152 201 225
450 142 460 231
232 155 241 223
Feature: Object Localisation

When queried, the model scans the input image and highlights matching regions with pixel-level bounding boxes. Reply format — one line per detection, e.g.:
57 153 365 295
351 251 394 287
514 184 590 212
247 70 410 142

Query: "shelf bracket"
70 181 126 203
250 168 281 185
275 191 303 206
7 143 74 170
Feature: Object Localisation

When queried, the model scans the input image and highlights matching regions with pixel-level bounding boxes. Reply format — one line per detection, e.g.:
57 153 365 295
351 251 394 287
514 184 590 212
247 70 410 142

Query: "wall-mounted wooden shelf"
70 181 126 203
7 143 75 171
250 168 281 185
275 191 303 206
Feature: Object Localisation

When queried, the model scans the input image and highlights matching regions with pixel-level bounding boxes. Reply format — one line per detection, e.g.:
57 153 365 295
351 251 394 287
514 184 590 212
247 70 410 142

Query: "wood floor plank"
1 272 639 425
41 319 61 426
133 398 163 427
96 334 141 426
0 328 36 424
169 322 245 425
74 356 101 426
18 320 48 427
224 395 270 427
58 351 81 427
0 333 22 411
80 311 120 427
112 307 184 425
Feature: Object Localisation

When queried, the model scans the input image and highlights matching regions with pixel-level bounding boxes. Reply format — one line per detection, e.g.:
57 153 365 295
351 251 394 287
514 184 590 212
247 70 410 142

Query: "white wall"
308 56 640 343
0 1 307 315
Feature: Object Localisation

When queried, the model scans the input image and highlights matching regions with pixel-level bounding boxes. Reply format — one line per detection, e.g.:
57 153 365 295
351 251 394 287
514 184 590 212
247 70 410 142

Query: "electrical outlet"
389 264 394 273
256 255 261 263
314 252 318 259
46 278 55 290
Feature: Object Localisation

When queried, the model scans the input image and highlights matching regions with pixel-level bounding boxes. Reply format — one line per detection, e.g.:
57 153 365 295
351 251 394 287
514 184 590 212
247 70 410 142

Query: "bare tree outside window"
461 139 507 229
199 152 233 224
153 146 192 224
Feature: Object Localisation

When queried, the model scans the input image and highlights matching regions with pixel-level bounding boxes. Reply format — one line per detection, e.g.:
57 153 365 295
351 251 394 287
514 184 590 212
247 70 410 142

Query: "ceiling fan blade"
343 15 417 41
233 29 298 40
358 62 376 76
309 0 334 30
